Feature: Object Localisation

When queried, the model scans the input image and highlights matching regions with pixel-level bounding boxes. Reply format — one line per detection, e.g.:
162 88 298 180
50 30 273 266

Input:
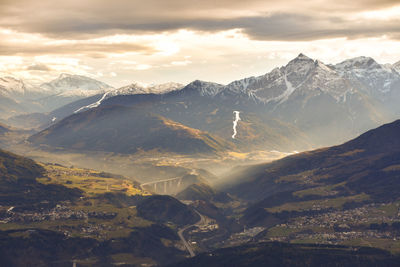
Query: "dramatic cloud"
0 0 399 86
0 0 399 40
232 14 400 41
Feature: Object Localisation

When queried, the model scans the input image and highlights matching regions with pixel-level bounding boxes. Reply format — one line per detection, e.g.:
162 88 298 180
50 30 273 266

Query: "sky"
1 0 400 87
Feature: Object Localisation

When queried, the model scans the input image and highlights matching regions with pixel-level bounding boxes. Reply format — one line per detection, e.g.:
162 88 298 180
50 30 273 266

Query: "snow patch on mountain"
280 71 296 103
74 91 111 113
74 82 184 113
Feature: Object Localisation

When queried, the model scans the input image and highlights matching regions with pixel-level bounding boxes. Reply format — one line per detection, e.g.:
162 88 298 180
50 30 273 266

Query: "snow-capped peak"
40 73 113 93
334 57 399 94
335 56 380 71
393 61 400 73
0 76 26 95
181 80 225 97
0 76 56 99
289 53 314 64
285 53 315 72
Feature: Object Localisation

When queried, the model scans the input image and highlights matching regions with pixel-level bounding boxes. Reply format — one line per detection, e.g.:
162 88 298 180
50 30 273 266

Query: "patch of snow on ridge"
73 82 184 113
74 91 111 113
266 70 298 104
280 71 296 103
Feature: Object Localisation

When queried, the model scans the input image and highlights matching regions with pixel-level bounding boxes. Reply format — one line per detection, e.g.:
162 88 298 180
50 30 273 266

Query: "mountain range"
2 54 400 155
24 54 400 155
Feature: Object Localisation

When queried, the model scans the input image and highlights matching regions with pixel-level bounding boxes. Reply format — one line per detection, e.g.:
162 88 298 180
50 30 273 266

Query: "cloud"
171 60 192 66
0 0 399 41
26 63 52 71
3 13 399 42
0 42 156 57
227 14 400 41
0 0 399 87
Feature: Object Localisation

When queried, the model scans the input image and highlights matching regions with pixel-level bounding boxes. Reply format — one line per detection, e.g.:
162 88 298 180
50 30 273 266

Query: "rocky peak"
287 53 314 66
335 56 380 71
393 61 400 72
181 80 224 97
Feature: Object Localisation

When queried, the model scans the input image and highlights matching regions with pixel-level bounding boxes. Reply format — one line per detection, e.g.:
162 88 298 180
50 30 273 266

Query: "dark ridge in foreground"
169 242 400 267
219 119 400 202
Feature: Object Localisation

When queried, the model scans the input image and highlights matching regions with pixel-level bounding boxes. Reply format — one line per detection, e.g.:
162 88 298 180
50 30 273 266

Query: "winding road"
177 210 206 257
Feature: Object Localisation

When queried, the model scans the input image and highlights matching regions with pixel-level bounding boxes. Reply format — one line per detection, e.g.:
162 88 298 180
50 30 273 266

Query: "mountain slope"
102 82 313 152
0 148 44 180
176 182 217 201
29 105 232 154
7 94 105 130
0 148 82 205
213 119 400 251
219 119 400 204
7 82 183 130
136 195 200 226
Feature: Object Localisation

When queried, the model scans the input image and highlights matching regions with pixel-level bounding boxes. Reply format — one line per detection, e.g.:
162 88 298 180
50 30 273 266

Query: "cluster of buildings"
0 204 116 224
265 202 400 244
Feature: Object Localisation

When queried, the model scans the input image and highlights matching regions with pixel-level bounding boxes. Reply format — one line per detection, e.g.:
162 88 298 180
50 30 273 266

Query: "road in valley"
177 210 206 257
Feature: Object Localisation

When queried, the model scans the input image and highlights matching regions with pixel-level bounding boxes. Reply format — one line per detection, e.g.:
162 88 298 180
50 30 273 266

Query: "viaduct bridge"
140 177 184 194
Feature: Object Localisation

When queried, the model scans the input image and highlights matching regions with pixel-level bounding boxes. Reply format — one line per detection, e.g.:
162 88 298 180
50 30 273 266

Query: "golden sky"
1 0 400 86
